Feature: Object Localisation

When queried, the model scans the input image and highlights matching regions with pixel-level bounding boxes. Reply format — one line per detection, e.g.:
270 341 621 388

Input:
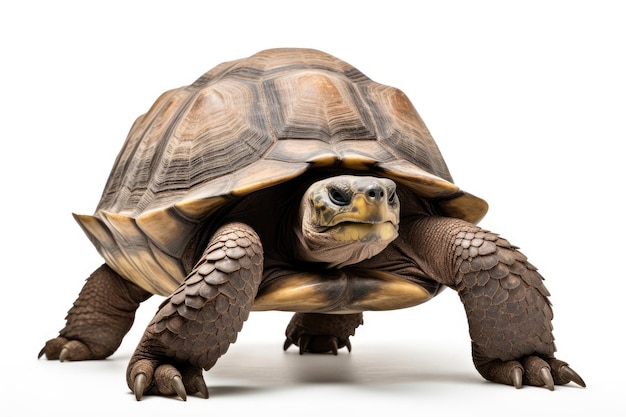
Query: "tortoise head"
296 175 400 267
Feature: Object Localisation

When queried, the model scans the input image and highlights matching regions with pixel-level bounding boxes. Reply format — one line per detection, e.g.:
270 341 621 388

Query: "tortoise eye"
329 187 351 206
387 189 397 204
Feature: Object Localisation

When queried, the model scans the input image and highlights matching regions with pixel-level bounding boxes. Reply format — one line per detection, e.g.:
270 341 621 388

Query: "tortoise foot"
39 265 152 362
38 336 99 361
283 334 352 355
476 355 586 390
283 312 362 355
128 359 209 401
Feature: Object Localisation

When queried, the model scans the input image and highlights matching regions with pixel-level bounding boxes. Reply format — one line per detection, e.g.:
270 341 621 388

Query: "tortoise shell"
75 48 488 296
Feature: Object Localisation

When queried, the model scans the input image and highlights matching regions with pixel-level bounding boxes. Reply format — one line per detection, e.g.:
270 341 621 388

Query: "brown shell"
75 48 488 296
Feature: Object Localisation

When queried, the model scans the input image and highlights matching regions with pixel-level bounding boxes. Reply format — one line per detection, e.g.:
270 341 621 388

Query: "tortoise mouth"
324 221 399 242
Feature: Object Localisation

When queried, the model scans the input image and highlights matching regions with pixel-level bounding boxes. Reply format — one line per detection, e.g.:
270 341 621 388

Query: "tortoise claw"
330 338 338 356
286 334 352 354
130 366 208 401
58 347 70 362
298 335 311 355
478 356 585 390
283 338 293 351
134 373 147 401
511 367 523 389
559 365 587 388
194 376 210 399
172 376 187 401
540 367 555 391
560 365 586 387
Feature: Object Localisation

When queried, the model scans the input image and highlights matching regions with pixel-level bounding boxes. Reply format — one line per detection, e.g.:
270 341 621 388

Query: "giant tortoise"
40 48 585 400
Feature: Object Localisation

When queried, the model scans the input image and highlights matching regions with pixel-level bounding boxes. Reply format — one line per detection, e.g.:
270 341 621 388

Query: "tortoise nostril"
366 185 385 202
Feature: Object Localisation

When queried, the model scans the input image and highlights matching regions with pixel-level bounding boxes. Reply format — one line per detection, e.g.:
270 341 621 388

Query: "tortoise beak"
327 192 399 227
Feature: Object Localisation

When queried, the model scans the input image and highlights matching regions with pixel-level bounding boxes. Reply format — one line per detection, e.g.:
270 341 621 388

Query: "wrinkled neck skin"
294 198 396 269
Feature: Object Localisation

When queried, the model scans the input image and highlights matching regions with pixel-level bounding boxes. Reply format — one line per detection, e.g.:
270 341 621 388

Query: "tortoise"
40 48 585 400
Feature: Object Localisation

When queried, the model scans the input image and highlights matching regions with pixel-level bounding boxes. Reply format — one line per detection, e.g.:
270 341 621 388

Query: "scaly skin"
39 264 152 361
127 222 264 400
405 216 585 389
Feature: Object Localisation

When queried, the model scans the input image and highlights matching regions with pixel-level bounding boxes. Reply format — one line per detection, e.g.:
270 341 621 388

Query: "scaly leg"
39 264 152 361
127 222 263 400
404 216 585 389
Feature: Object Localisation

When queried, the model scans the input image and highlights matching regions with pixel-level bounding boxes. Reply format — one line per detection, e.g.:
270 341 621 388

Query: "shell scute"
265 71 376 143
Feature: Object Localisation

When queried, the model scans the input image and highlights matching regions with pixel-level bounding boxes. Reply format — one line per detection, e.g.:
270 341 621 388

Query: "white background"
2 1 624 415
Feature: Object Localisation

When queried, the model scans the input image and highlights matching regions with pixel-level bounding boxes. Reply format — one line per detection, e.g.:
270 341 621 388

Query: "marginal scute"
337 139 394 162
175 195 228 220
267 139 337 164
439 194 489 225
377 159 460 198
229 160 309 196
73 213 116 255
90 211 181 295
148 241 187 284
136 208 198 257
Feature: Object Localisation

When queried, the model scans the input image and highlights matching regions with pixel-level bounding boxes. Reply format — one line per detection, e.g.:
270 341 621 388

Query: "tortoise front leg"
127 222 263 401
39 264 152 361
405 216 585 389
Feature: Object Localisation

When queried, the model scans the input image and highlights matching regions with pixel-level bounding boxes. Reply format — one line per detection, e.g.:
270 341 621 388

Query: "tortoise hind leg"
127 222 264 401
283 312 363 355
39 264 152 361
